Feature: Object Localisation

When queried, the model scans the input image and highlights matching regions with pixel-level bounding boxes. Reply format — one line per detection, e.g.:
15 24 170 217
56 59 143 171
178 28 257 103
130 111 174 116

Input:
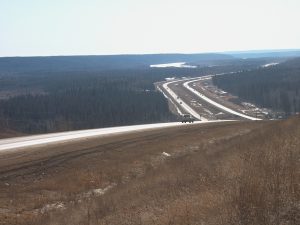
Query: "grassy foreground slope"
0 118 299 225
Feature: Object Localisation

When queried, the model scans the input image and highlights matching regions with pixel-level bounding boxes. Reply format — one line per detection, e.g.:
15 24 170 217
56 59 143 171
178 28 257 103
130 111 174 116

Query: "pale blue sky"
0 0 299 56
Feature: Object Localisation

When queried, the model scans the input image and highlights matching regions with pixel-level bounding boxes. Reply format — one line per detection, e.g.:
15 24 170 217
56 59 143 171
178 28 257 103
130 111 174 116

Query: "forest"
0 54 294 134
0 70 175 133
0 53 233 73
212 57 300 115
0 65 218 134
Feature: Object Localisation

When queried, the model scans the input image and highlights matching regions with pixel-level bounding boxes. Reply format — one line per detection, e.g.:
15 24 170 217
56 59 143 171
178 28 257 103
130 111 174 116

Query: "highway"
0 120 231 152
159 75 262 121
162 79 206 121
183 78 261 121
0 75 260 152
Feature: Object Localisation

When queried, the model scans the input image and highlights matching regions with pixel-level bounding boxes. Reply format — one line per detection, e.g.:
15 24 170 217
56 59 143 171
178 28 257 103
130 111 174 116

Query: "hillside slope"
0 118 299 225
213 57 300 114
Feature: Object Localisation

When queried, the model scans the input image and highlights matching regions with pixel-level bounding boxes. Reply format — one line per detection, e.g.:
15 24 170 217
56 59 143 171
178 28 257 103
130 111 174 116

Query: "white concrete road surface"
162 79 207 121
183 78 261 121
160 75 261 121
0 75 260 152
0 120 232 152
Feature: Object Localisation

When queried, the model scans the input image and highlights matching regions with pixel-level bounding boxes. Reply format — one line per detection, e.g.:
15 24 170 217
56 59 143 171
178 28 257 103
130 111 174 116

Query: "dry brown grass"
0 119 299 225
228 118 300 225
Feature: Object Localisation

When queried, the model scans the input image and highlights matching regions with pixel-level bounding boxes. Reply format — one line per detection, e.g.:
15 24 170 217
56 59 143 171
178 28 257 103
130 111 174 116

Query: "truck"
181 114 195 123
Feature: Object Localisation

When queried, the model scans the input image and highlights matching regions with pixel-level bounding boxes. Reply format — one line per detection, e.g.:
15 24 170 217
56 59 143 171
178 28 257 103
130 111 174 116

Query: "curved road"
183 78 261 121
161 75 261 121
162 79 206 121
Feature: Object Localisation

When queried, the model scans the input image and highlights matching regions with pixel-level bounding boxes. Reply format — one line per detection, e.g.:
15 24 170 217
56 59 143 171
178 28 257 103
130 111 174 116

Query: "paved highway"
162 78 207 121
183 78 261 121
0 75 260 152
160 76 262 121
0 120 232 152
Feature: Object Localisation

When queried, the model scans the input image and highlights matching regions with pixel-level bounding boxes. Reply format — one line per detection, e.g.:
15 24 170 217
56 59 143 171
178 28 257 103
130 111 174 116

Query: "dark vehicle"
181 114 195 123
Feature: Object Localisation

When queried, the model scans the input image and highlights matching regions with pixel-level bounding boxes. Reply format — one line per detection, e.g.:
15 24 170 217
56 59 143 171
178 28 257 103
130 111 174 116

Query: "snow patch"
165 77 176 81
82 184 116 198
204 108 213 115
162 152 171 157
150 62 197 68
40 202 66 214
262 62 279 68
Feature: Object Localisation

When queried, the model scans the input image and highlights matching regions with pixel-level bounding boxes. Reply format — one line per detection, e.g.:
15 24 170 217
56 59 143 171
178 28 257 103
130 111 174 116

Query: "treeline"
212 58 300 114
0 85 170 133
0 71 177 133
0 55 290 134
0 53 233 73
2 65 233 134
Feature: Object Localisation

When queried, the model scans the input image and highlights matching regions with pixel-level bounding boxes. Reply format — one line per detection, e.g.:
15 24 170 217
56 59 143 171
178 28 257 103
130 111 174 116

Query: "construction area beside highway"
156 75 274 122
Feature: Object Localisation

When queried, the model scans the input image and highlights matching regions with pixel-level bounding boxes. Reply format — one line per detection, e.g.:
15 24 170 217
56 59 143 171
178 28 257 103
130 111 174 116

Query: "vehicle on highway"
181 114 195 123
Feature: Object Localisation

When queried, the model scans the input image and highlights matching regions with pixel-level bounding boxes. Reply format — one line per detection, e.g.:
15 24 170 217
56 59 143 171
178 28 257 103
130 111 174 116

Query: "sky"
0 0 299 56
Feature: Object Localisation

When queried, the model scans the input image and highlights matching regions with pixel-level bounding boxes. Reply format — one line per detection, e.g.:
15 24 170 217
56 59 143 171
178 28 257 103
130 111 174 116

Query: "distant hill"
1 51 299 74
0 53 233 73
227 49 300 59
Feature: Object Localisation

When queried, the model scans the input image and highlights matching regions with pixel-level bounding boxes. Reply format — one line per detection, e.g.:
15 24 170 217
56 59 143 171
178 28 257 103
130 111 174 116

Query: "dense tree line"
212 58 300 114
0 66 227 134
0 72 176 133
0 53 233 73
3 63 249 134
0 55 292 134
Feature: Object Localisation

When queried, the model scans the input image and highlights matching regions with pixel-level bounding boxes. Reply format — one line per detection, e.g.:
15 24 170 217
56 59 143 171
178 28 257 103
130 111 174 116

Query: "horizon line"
1 48 300 58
